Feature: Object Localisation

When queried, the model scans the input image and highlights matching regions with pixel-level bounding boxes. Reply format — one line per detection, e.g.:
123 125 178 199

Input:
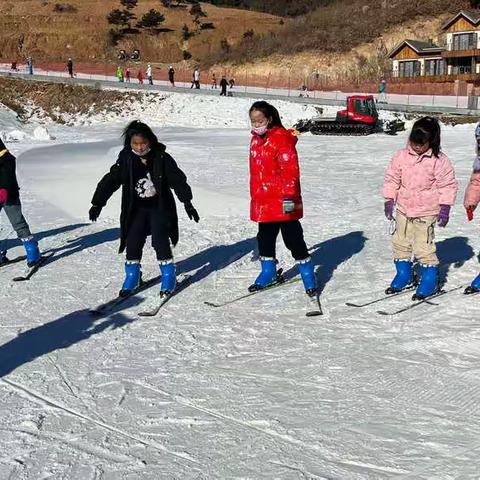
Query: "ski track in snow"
1 120 480 478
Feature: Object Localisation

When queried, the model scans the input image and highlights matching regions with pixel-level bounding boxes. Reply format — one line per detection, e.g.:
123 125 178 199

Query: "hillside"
0 0 280 64
207 0 473 88
0 0 476 87
202 0 332 16
210 0 470 63
210 11 460 90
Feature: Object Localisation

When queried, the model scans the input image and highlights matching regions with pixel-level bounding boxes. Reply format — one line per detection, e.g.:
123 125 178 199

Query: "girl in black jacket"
0 139 41 267
89 121 199 298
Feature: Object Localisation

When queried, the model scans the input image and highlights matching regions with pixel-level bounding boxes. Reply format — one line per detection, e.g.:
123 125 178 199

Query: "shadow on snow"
0 310 134 378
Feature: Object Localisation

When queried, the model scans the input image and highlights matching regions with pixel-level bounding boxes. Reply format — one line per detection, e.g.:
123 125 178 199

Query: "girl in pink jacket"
463 122 480 294
383 117 458 300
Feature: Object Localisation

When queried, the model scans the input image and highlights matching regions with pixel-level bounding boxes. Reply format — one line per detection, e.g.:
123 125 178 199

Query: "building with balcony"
443 10 480 76
389 40 444 79
388 10 480 87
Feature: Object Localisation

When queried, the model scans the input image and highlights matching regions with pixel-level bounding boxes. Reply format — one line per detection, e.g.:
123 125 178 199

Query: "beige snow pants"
391 211 438 266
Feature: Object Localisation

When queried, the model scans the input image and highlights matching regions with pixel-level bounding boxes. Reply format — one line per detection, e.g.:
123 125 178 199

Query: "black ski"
464 287 480 296
138 275 192 317
465 290 480 297
377 285 464 316
12 252 55 282
346 285 416 308
204 277 302 308
0 254 27 269
90 274 161 316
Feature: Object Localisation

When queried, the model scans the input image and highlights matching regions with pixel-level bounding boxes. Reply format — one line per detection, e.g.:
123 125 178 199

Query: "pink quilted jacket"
464 172 480 209
383 146 457 218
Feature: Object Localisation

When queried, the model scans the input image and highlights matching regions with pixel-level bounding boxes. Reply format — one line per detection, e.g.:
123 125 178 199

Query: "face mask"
132 146 151 157
253 125 268 136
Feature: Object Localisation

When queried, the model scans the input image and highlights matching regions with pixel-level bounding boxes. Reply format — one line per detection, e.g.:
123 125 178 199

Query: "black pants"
257 220 309 261
220 87 227 96
126 208 172 261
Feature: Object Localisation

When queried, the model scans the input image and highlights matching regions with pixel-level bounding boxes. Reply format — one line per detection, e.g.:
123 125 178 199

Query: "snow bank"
0 104 54 143
0 105 26 142
65 92 321 129
32 125 53 141
82 92 411 131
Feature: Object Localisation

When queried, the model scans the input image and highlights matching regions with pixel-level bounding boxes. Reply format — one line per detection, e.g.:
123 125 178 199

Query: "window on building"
450 57 474 75
398 61 420 78
452 33 476 51
425 59 445 76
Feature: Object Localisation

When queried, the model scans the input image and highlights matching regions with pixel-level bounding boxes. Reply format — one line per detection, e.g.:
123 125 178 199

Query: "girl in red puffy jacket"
248 101 317 301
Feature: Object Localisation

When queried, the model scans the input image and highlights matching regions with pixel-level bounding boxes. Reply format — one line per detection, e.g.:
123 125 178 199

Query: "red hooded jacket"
249 126 303 222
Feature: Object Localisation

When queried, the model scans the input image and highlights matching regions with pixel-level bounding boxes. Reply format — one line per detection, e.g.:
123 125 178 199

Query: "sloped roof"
442 10 480 31
388 40 443 59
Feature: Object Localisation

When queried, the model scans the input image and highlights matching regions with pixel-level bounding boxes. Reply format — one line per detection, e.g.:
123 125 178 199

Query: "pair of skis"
346 284 468 315
205 276 323 317
90 274 192 317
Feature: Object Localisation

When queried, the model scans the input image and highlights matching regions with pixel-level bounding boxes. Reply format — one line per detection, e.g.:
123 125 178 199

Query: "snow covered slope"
1 103 479 478
54 92 323 129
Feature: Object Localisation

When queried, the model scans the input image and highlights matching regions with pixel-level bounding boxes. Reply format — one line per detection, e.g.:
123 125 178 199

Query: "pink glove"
0 189 7 205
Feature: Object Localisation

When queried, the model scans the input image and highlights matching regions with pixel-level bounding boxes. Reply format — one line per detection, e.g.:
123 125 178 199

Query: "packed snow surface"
1 93 480 479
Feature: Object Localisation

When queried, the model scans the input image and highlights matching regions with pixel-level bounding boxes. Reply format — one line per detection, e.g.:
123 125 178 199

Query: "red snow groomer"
295 95 404 136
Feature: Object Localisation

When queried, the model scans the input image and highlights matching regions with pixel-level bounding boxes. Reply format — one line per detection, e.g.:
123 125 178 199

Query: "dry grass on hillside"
210 0 470 64
0 0 280 63
210 13 452 86
0 77 140 123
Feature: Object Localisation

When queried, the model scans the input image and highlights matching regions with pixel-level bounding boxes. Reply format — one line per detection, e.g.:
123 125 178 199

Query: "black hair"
249 101 284 129
123 120 159 148
409 116 441 157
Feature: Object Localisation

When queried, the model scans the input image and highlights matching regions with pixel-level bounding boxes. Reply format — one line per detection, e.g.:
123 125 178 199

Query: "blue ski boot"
386 259 414 294
248 257 283 292
0 250 8 266
159 259 176 296
413 264 438 300
465 272 480 295
22 237 40 267
296 257 317 296
119 261 141 297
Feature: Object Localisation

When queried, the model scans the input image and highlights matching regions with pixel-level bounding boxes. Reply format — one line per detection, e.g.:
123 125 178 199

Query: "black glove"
89 205 102 222
184 201 200 223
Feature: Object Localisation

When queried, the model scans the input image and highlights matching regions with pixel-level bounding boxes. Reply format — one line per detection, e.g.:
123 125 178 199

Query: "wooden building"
389 40 444 79
389 10 480 84
443 10 480 76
